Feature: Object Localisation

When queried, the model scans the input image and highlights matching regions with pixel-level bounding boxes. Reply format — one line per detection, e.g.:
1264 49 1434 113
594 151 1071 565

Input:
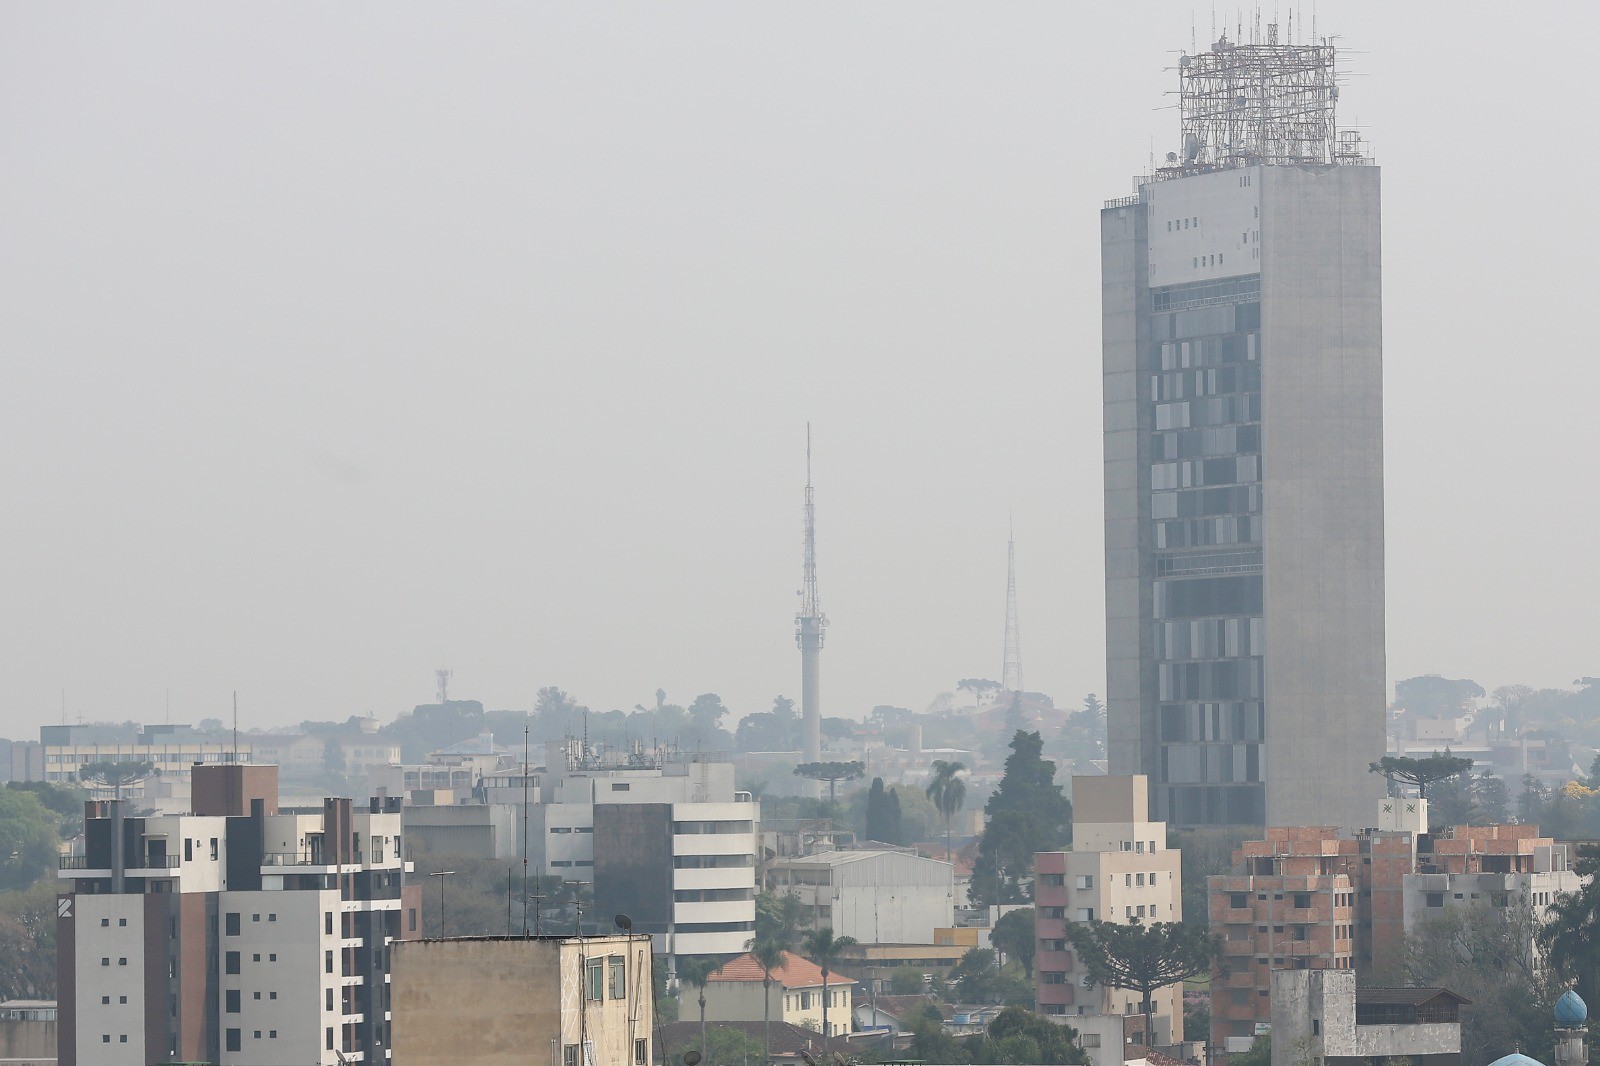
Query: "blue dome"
1487 1056 1546 1066
1556 989 1589 1026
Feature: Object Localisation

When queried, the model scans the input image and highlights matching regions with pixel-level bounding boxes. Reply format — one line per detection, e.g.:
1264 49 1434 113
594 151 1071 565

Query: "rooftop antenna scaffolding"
435 668 452 705
1161 11 1362 173
1002 519 1023 694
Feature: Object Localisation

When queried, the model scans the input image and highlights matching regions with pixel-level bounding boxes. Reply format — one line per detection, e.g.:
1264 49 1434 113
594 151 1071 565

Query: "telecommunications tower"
795 426 826 775
1002 523 1022 693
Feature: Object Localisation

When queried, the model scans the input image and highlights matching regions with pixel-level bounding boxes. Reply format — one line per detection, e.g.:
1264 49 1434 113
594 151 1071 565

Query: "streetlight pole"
429 870 457 938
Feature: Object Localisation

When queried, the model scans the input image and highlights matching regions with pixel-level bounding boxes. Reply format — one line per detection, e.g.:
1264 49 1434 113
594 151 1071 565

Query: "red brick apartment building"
1208 812 1577 1055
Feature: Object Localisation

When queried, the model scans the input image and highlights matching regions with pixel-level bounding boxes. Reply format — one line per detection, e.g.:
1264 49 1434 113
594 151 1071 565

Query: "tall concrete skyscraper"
1102 26 1386 830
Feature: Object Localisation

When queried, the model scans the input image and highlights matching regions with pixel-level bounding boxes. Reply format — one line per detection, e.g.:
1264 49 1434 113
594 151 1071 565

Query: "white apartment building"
58 764 421 1066
1034 776 1184 1054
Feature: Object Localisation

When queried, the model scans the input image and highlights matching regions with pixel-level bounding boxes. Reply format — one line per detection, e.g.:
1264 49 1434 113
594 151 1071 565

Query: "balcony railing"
131 856 181 870
59 854 179 870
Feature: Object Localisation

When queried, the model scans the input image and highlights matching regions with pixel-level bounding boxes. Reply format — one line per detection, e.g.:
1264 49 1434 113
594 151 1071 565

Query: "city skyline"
3 4 1598 735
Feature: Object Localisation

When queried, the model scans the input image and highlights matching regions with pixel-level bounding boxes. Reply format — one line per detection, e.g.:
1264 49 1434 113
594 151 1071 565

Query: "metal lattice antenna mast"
435 668 452 705
795 424 826 774
1002 519 1023 693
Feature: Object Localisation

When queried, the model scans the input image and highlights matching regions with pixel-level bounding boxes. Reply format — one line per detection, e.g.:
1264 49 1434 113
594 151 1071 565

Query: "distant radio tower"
795 425 827 779
436 668 453 705
1002 522 1023 693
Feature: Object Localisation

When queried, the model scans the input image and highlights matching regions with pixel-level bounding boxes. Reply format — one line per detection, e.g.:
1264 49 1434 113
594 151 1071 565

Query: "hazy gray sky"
3 3 1596 735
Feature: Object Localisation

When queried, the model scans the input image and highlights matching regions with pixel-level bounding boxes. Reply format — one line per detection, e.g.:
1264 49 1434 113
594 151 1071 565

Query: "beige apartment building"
1034 776 1184 1053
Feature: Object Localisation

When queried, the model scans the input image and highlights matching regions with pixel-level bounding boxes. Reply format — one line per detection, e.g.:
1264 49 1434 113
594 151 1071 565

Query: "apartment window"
1042 972 1067 984
326 950 334 974
226 1029 241 1053
120 996 126 1004
608 956 627 999
102 1036 110 1044
635 1038 648 1065
184 839 192 862
226 952 240 975
564 1046 581 1066
101 996 109 1004
226 913 240 936
1125 873 1132 888
101 958 110 967
587 960 605 1001
270 1031 278 1039
253 954 260 962
270 992 277 1000
269 954 277 962
1426 893 1445 909
409 909 418 932
101 918 109 927
268 913 277 923
327 1029 335 1051
226 990 240 1014
1076 908 1095 921
327 989 334 1012
612 783 631 791
118 958 127 966
1293 893 1311 909
210 838 218 860
254 1031 262 1040
1074 875 1093 890
253 992 261 1000
326 912 334 935
251 913 260 923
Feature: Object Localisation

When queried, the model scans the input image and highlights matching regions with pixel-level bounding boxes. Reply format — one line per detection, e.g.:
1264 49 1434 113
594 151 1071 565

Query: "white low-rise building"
765 850 956 944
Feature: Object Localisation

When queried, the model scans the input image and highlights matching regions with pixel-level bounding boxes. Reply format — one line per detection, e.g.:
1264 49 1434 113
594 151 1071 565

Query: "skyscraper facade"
1103 29 1386 829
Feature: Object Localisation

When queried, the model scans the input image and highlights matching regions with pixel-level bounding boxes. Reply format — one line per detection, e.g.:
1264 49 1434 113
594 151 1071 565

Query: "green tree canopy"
754 890 806 948
1541 843 1600 1009
925 760 967 861
76 759 155 800
0 791 60 892
971 732 1071 904
974 1007 1090 1065
793 761 864 804
865 778 904 845
1064 919 1214 1022
1412 900 1553 1064
1395 675 1485 718
1369 753 1474 798
990 908 1036 978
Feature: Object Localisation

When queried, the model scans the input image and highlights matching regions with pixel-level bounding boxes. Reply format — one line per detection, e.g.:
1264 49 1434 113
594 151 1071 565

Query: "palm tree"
749 938 788 1065
800 927 857 1045
925 760 967 861
676 956 722 1064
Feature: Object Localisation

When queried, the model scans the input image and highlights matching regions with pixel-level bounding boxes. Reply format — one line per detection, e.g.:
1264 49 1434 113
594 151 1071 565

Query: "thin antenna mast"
795 423 827 778
231 691 238 764
1002 519 1023 694
522 718 531 936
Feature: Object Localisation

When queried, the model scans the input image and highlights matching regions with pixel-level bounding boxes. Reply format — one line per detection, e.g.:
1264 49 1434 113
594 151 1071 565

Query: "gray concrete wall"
1102 201 1156 791
1259 165 1387 832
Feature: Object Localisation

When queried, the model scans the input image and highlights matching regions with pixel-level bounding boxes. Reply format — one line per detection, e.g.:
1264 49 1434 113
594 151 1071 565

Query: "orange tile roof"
708 951 854 988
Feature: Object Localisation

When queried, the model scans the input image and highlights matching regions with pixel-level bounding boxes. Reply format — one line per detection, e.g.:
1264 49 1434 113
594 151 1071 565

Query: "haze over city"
3 2 1595 734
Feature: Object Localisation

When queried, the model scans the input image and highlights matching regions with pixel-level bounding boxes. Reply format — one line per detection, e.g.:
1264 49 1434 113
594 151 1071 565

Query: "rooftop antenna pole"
231 691 238 764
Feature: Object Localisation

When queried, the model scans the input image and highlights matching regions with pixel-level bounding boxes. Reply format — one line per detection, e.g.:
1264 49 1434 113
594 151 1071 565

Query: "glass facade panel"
1148 292 1263 825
